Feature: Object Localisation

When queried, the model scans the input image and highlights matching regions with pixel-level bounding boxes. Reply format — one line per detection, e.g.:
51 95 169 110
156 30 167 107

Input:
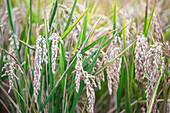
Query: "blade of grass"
61 6 90 39
144 0 156 37
74 23 83 52
113 0 117 35
124 56 131 113
64 0 77 32
81 1 88 46
147 75 162 113
18 27 26 51
122 12 126 51
87 0 97 24
123 12 130 113
7 0 15 33
89 33 94 44
143 0 148 34
24 0 32 74
49 0 58 29
45 1 59 111
70 82 85 113
0 42 4 77
59 43 66 113
13 80 25 113
7 0 21 63
87 33 106 73
82 17 101 48
81 35 104 53
23 1 32 107
129 45 135 97
59 44 66 75
57 2 62 36
46 24 54 113
63 45 73 113
66 73 75 113
39 57 76 112
45 1 57 111
164 27 170 39
117 58 125 113
58 4 66 91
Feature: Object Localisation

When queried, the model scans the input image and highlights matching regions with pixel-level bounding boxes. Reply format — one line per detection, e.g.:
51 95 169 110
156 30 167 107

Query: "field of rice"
0 0 170 113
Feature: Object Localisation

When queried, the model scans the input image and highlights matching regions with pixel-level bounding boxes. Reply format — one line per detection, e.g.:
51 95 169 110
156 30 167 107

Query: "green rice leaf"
113 0 117 35
64 0 77 32
87 33 106 73
147 75 162 113
39 57 76 112
49 0 58 29
81 1 88 46
144 0 156 37
61 6 90 39
143 0 148 34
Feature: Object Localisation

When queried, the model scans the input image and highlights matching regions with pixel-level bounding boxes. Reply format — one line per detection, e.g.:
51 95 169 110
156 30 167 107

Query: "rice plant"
0 0 170 113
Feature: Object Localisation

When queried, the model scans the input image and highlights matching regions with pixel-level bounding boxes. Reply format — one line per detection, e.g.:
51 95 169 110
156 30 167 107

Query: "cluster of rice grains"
135 34 148 81
75 50 96 113
33 33 62 102
49 33 63 74
152 15 161 42
74 36 123 113
106 36 122 95
34 35 43 103
144 43 165 112
1 34 23 93
0 1 24 94
2 61 23 93
85 49 106 90
135 34 167 112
